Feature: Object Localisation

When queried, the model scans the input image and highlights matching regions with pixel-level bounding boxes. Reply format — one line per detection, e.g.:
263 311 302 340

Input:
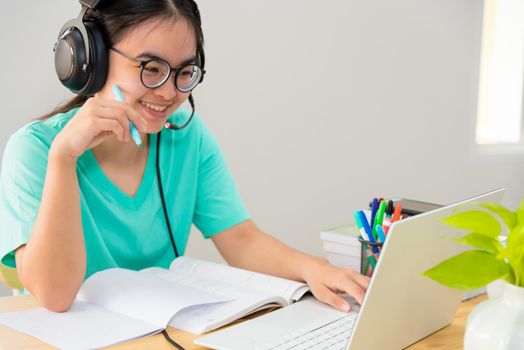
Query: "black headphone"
54 0 108 96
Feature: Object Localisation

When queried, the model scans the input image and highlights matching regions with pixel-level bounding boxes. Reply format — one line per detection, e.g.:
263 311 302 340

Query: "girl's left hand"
302 258 370 312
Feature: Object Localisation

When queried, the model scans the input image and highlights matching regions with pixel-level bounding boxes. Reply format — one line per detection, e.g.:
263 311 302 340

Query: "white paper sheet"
0 301 159 350
167 257 308 302
78 268 229 327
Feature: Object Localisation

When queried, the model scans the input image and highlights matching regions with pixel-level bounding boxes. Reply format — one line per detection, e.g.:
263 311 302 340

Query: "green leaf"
506 225 524 260
422 250 509 290
506 225 524 285
441 210 501 238
479 203 517 230
517 200 524 225
453 233 502 254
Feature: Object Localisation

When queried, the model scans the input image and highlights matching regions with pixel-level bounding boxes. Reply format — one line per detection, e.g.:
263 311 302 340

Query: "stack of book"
320 225 361 272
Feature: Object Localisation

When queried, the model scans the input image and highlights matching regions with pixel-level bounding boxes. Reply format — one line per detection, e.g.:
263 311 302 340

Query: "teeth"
141 102 169 112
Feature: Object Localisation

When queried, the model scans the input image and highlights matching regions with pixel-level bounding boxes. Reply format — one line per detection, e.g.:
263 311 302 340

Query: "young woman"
0 0 369 314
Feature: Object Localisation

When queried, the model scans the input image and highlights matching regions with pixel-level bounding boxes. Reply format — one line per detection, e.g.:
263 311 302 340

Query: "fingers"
95 103 149 143
96 107 131 142
95 118 127 143
103 100 148 131
334 275 366 305
346 269 371 291
87 131 114 149
309 266 370 311
330 268 372 306
312 283 351 312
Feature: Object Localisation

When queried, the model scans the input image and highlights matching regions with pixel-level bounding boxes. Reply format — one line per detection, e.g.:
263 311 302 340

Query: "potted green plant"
423 201 524 350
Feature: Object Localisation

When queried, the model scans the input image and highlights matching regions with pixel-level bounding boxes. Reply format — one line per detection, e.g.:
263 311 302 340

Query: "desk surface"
0 294 484 349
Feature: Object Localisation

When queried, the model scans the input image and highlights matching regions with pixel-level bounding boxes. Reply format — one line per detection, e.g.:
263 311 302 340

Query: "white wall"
189 0 524 261
1 1 523 296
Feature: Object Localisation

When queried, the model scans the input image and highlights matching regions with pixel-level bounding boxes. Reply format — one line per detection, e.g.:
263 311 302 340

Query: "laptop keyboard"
254 312 357 350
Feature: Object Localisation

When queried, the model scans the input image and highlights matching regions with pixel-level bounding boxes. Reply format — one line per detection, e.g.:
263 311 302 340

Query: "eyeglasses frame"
110 47 205 93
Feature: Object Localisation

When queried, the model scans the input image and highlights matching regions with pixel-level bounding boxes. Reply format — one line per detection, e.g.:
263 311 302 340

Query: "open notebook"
150 257 309 333
0 257 310 350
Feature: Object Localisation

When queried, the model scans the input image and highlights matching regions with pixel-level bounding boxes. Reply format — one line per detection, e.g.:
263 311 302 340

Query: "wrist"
300 254 329 283
49 141 78 166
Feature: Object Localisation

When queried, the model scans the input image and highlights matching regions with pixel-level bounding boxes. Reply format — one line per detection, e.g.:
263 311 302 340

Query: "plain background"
1 0 523 296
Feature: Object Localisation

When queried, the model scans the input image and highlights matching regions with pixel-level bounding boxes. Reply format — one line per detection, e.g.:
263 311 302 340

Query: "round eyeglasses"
111 47 205 93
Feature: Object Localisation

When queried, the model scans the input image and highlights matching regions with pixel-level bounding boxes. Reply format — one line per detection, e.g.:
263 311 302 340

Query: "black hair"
40 0 204 120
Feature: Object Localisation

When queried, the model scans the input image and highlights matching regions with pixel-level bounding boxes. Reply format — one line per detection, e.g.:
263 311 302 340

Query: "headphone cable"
156 131 180 258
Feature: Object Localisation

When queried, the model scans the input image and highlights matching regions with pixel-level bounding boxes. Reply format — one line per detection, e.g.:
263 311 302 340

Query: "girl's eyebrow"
136 51 197 66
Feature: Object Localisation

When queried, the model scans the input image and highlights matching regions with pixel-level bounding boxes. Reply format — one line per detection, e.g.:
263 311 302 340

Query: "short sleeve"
0 125 50 268
192 123 250 238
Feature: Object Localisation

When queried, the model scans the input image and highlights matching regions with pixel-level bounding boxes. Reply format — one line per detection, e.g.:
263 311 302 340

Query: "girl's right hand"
51 96 148 160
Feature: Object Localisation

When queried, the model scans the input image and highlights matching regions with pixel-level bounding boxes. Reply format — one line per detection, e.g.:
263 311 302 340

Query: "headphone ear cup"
81 21 108 95
54 21 108 95
54 26 89 93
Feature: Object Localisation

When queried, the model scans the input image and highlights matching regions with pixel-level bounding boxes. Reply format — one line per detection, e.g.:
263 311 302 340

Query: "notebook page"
169 294 283 334
168 257 309 302
78 268 228 327
0 301 160 350
142 267 284 334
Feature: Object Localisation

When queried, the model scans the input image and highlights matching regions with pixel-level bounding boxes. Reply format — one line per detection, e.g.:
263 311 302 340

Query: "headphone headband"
56 6 91 67
79 0 103 10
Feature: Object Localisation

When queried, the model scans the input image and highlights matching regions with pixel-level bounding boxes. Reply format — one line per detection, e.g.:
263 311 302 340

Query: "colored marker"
392 203 402 223
383 200 394 234
376 225 386 243
386 200 394 217
358 211 380 254
112 84 142 148
354 210 370 241
370 198 379 239
373 200 387 237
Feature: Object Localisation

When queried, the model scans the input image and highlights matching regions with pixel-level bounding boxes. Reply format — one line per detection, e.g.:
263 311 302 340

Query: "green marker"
373 200 387 238
111 84 142 148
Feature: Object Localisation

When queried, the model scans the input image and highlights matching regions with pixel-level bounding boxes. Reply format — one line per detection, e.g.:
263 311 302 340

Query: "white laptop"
195 188 504 350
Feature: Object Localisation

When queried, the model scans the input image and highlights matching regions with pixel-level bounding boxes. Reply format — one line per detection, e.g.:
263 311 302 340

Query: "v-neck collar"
79 133 157 209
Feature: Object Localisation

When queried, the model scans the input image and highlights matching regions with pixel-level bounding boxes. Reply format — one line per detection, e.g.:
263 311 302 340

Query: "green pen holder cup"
358 237 384 277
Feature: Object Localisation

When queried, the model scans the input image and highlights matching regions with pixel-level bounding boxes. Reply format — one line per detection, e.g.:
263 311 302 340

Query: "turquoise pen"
354 210 370 241
111 84 142 148
376 225 386 243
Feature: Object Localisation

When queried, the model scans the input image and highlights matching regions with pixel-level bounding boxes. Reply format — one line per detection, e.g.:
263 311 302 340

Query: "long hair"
40 0 205 120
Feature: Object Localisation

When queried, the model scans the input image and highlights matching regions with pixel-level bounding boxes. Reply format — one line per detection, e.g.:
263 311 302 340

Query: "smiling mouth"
139 101 173 119
140 101 170 112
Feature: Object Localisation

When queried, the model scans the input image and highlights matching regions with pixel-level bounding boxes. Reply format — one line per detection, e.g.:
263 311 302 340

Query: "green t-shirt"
0 107 249 279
